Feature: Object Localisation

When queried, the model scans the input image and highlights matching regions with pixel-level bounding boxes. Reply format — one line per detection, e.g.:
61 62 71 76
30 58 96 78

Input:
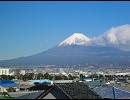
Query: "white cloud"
59 24 130 51
105 24 130 45
92 24 130 51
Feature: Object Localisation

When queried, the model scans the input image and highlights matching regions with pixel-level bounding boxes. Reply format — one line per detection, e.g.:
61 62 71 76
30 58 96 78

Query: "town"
0 65 130 99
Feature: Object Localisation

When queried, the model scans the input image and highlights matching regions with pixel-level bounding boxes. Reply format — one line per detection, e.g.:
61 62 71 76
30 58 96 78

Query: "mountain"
59 33 91 46
0 33 130 67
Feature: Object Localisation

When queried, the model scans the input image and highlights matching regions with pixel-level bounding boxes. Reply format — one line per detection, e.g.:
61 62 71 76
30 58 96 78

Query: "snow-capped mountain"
59 33 91 46
0 33 130 67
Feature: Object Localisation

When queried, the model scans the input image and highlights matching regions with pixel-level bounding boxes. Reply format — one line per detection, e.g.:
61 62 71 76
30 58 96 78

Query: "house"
0 80 17 92
94 85 130 99
15 82 102 99
39 82 102 99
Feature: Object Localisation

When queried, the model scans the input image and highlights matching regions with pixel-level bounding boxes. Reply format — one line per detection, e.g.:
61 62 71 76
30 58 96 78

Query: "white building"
0 68 14 75
115 72 130 76
20 70 26 75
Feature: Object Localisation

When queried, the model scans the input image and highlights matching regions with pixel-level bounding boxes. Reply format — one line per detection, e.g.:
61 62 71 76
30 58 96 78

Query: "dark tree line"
0 72 78 81
0 75 15 80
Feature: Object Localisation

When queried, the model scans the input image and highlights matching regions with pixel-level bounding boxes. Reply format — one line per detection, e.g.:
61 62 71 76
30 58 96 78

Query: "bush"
7 87 16 92
2 92 10 96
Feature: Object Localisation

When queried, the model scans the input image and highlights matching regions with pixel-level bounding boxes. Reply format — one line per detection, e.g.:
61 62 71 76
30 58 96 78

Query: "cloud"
92 24 130 51
105 24 130 45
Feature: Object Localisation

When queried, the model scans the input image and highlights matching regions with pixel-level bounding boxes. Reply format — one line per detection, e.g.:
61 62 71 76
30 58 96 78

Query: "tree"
68 74 73 80
2 92 10 97
105 75 114 81
48 75 53 80
68 74 78 80
44 73 50 79
98 74 104 80
90 74 98 79
27 73 34 80
62 75 68 80
80 74 84 78
15 70 21 80
37 73 44 80
55 75 63 80
7 87 16 92
0 75 8 80
22 74 28 81
22 73 34 81
8 75 15 80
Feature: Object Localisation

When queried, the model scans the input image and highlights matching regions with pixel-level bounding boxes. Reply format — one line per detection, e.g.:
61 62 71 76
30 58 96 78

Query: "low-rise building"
0 80 17 92
0 68 14 75
19 70 26 75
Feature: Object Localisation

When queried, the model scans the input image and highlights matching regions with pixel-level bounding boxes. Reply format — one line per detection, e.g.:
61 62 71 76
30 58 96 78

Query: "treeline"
0 73 78 81
0 75 15 80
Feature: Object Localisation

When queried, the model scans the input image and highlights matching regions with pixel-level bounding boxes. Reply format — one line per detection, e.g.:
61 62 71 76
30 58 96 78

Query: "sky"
0 1 130 60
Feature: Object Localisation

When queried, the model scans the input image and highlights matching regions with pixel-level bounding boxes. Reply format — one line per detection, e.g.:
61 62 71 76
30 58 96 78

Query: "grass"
0 95 14 99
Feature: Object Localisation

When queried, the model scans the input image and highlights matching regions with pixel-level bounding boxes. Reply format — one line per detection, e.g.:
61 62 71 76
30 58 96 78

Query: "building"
41 82 102 99
28 79 53 86
54 80 73 83
0 80 17 92
19 70 26 75
0 68 14 75
94 86 130 99
15 82 102 99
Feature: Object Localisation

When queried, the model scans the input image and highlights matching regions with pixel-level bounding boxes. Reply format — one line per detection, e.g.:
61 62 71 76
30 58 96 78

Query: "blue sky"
0 1 130 60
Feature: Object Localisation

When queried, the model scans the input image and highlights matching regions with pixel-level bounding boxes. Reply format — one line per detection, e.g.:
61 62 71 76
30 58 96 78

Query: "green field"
0 95 14 99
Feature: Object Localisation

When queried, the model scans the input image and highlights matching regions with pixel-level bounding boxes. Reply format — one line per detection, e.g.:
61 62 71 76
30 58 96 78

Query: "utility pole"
17 72 20 91
40 73 41 83
18 78 20 91
52 71 55 84
103 74 105 83
112 86 116 99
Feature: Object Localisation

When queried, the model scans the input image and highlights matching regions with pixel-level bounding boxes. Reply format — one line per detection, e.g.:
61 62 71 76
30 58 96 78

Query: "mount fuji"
59 33 91 46
1 33 130 67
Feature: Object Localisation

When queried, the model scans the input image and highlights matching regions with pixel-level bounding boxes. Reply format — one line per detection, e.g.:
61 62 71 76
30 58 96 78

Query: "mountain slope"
0 45 130 66
0 33 130 66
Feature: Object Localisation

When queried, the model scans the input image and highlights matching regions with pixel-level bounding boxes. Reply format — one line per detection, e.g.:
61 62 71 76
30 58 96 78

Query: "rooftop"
53 82 102 99
0 80 16 88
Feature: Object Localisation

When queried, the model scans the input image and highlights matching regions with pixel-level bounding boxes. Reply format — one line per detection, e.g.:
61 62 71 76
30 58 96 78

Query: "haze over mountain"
1 25 130 67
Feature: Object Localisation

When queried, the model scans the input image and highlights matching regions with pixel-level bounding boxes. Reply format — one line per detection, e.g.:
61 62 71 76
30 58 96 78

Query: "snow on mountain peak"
58 33 91 46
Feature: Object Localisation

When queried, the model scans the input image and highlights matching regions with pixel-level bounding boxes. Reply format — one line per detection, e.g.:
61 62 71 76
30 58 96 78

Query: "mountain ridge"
0 33 130 67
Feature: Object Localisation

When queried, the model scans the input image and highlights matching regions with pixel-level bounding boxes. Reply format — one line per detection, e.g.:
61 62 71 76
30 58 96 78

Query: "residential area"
0 66 130 99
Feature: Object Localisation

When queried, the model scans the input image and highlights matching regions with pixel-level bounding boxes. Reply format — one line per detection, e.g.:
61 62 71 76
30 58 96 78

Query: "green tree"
27 73 34 80
22 73 34 81
0 75 8 80
80 74 84 78
7 87 16 92
68 74 73 80
90 74 98 79
44 73 50 79
105 75 114 81
98 74 104 80
62 75 68 80
48 75 53 80
55 75 63 80
68 74 78 80
37 73 44 80
8 75 15 80
22 74 28 81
